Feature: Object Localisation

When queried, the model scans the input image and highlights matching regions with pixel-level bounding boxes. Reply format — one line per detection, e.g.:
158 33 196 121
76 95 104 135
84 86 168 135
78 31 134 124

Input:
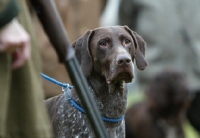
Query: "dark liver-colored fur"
125 69 190 138
45 26 148 138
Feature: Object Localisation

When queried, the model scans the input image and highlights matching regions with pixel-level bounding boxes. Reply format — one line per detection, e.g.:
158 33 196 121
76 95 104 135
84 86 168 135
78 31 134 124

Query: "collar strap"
40 73 124 123
69 98 125 123
62 86 125 123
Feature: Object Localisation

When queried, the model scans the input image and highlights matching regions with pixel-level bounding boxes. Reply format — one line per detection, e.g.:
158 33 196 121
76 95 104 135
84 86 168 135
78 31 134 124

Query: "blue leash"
41 73 73 89
41 73 125 123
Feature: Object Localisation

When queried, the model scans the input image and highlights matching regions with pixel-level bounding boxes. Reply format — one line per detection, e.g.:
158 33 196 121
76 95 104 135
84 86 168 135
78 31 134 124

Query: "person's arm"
0 0 20 28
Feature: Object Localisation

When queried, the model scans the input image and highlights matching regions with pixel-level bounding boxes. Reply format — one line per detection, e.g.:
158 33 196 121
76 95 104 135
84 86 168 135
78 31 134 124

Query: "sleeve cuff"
0 0 20 28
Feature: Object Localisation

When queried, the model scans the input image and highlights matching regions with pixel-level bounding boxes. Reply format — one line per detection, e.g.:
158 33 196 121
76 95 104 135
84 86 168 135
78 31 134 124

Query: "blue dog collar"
41 73 125 123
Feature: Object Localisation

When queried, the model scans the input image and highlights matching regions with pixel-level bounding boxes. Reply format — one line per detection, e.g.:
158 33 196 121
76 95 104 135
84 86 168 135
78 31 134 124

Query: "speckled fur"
45 80 127 138
45 26 148 138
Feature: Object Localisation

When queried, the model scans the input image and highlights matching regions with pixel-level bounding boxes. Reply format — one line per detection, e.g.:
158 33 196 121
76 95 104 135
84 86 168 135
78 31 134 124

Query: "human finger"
12 39 31 69
12 48 26 69
0 42 22 53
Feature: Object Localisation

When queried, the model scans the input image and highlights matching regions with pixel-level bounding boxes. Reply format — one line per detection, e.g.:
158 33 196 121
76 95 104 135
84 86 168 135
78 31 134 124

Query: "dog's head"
146 69 190 116
72 26 148 85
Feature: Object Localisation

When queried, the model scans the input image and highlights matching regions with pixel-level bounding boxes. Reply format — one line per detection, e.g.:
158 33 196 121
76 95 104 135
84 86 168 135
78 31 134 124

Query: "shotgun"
29 0 108 137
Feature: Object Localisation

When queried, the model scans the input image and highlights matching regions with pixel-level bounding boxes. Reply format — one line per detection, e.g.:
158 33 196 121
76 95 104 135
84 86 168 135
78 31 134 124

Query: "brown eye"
125 39 131 45
99 40 107 47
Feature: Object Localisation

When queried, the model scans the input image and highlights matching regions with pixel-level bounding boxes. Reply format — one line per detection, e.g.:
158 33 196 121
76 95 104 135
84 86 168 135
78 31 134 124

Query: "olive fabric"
0 0 53 137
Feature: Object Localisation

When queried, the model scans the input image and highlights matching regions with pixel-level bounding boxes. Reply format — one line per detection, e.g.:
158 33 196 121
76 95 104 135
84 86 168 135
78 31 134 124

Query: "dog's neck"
147 101 185 128
72 70 128 126
148 102 184 119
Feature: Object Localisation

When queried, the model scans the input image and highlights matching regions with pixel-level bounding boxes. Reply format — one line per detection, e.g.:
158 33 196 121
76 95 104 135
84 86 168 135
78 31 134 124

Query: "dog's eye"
125 39 131 45
99 40 107 47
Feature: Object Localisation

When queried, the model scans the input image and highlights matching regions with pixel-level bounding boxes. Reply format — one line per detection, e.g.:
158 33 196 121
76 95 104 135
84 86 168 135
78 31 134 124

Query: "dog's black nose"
117 55 131 66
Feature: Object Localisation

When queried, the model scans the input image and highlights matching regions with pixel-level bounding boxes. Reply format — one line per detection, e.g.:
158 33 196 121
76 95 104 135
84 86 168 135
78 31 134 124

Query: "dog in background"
125 69 190 138
45 26 148 138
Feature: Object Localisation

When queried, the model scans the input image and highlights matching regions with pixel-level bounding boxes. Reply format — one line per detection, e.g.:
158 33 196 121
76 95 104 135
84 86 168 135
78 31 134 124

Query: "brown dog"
125 69 190 138
45 26 148 138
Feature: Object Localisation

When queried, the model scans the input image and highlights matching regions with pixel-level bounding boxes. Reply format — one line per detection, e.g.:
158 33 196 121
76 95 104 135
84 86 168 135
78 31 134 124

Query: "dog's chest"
166 127 178 138
53 95 125 138
54 96 94 138
157 119 183 138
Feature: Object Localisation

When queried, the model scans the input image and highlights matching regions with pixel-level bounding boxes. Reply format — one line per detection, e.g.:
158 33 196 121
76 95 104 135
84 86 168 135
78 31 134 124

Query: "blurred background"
32 0 106 98
31 0 200 137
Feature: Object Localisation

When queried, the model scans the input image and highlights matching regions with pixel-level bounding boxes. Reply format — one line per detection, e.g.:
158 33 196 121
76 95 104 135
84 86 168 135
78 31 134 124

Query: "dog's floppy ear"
124 26 148 70
72 30 94 77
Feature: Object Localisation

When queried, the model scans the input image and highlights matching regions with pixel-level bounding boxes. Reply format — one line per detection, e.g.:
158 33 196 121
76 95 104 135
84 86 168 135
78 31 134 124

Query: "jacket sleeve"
0 0 20 28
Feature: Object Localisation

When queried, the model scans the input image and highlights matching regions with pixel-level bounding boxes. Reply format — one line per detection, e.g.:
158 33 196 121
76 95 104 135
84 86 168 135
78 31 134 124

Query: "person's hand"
0 19 31 69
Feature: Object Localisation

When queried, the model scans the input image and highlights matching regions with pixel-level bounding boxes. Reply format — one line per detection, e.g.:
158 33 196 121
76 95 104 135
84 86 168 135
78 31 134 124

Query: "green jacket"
0 0 19 28
0 0 53 137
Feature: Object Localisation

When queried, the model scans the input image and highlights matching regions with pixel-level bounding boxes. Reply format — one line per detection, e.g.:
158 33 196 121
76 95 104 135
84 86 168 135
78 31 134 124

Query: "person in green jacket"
0 0 53 137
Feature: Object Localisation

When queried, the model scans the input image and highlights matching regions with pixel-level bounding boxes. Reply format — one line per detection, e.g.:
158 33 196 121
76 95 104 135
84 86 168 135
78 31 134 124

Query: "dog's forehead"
93 26 130 37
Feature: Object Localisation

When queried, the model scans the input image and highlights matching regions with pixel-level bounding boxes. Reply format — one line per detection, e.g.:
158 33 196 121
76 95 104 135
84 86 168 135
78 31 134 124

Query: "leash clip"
62 84 72 99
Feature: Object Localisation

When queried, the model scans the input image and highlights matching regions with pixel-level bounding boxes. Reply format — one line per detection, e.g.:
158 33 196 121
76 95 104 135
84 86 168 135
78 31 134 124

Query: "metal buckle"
62 84 72 99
